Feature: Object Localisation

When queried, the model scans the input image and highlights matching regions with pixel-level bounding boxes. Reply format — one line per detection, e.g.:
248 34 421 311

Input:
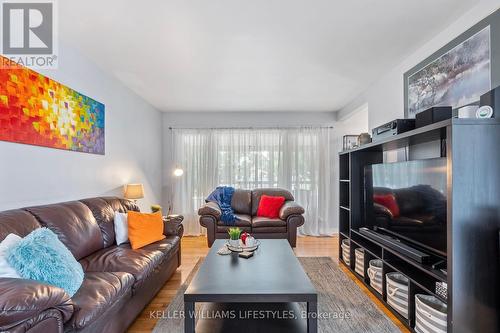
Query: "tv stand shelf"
338 119 500 333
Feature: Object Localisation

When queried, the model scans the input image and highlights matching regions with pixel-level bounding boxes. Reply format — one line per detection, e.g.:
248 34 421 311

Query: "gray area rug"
153 257 401 333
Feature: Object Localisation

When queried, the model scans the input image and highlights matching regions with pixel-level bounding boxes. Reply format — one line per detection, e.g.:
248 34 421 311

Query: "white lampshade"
124 183 144 200
173 168 184 177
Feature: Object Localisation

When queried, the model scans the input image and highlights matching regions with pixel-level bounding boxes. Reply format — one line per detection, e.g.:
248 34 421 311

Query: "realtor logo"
1 0 58 68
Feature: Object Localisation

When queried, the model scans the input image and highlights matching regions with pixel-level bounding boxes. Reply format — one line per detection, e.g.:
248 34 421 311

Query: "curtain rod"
168 126 334 130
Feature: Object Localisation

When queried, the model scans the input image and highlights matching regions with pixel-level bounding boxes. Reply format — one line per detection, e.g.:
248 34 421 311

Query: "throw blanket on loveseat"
206 186 238 225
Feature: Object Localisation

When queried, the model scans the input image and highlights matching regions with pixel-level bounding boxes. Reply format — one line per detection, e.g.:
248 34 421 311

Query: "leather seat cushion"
79 236 180 289
67 272 134 330
216 214 251 226
252 226 287 233
252 217 287 228
216 226 252 233
216 214 252 233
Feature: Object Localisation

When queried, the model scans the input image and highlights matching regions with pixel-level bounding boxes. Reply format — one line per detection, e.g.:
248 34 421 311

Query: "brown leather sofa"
0 197 183 333
198 188 304 247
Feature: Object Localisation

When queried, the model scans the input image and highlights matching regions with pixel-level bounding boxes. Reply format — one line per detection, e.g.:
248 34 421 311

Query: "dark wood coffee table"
184 239 317 333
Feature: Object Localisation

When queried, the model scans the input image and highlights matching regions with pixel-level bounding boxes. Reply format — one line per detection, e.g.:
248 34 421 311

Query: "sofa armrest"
373 202 394 219
279 201 305 220
163 216 184 238
198 202 222 219
7 308 66 333
0 278 73 331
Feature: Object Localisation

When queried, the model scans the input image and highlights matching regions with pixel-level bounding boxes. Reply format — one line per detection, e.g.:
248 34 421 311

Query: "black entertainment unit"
338 118 500 333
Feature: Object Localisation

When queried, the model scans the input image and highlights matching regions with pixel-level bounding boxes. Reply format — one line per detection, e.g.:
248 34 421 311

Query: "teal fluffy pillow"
7 228 84 296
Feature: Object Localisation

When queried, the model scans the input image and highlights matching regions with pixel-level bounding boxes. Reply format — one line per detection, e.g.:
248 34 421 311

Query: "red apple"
240 232 250 245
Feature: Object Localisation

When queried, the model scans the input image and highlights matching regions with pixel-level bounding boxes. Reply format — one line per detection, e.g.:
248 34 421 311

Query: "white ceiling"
60 0 478 112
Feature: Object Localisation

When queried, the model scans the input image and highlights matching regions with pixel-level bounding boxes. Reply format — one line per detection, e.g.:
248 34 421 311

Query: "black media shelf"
338 118 500 332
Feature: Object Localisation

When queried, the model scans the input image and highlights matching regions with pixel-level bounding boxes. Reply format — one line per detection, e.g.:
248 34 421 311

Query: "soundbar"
359 227 431 264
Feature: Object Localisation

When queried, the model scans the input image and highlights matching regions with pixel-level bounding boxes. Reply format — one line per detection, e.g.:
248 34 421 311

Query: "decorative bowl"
226 239 261 252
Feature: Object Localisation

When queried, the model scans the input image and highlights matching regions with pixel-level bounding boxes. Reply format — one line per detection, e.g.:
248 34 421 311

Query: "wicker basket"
386 272 409 319
341 239 350 265
354 247 365 276
367 259 383 294
415 294 447 333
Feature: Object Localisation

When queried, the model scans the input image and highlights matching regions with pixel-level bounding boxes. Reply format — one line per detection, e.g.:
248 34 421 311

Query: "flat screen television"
364 158 447 256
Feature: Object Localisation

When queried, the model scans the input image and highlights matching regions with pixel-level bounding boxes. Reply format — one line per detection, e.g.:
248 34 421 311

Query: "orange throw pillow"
127 211 165 249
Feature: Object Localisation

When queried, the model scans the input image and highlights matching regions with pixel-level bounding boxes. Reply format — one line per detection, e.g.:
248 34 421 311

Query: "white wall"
0 42 163 211
340 0 500 130
163 111 337 128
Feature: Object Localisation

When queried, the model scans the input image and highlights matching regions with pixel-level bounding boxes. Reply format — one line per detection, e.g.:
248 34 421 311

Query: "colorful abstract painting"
0 56 105 154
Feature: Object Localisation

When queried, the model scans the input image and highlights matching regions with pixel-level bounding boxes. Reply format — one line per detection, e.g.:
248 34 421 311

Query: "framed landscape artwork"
0 56 105 154
405 27 491 118
404 9 500 119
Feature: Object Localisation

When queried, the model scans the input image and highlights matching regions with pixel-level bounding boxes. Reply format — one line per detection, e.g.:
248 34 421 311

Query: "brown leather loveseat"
198 188 305 247
0 197 183 333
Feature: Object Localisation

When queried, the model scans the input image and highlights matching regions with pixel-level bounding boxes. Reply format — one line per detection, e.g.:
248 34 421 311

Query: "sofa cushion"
25 202 103 260
252 216 287 228
216 214 251 233
101 197 139 214
67 272 133 330
216 214 251 227
251 226 287 233
216 225 252 233
0 209 40 242
80 198 117 248
231 189 252 215
79 236 180 289
251 188 294 216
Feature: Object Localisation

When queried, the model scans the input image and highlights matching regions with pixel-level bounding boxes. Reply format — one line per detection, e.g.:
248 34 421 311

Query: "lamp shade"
124 184 144 200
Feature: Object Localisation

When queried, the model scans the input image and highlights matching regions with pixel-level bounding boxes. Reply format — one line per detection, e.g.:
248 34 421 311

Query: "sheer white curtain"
170 127 336 236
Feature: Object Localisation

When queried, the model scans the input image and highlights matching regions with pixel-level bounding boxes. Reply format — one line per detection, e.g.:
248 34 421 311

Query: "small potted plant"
227 227 242 247
151 204 162 214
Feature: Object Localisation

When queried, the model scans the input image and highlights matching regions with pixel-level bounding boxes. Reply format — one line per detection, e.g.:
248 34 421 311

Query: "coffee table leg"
184 301 195 333
307 301 317 333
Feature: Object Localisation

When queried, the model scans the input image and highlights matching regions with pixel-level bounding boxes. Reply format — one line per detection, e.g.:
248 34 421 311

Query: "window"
170 127 335 236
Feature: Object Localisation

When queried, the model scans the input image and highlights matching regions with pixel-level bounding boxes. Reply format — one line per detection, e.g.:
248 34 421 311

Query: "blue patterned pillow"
6 228 84 296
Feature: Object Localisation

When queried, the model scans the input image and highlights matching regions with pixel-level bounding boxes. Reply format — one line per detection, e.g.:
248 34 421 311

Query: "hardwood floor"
127 235 408 333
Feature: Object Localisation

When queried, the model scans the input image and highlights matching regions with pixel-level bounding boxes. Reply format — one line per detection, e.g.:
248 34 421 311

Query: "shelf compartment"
339 154 350 180
382 246 447 283
353 228 446 283
339 206 350 235
384 252 447 304
339 181 350 208
339 231 349 238
350 230 382 258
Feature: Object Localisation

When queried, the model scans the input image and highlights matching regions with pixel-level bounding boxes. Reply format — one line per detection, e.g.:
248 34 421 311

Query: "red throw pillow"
256 195 286 218
373 194 400 217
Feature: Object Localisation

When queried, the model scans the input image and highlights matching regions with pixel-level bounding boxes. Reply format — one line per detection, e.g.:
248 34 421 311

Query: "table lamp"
124 183 144 203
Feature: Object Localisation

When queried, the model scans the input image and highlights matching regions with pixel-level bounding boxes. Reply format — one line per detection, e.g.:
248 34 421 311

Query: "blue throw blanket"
206 186 238 225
